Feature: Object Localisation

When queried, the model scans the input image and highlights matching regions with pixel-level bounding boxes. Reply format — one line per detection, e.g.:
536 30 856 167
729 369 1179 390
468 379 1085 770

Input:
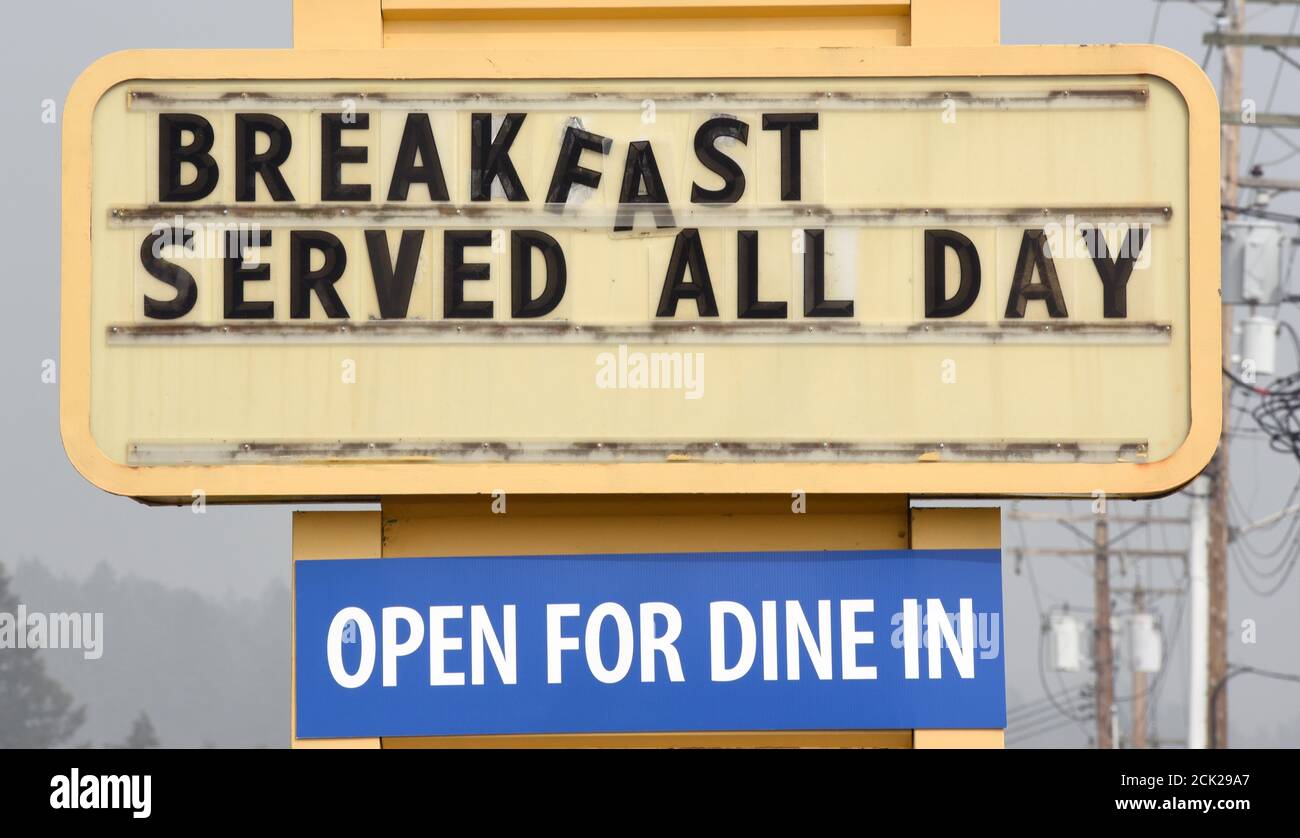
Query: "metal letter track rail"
126 87 1151 113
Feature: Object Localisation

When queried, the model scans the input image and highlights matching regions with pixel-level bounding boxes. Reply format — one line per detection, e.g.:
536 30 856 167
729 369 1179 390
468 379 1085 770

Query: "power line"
1007 710 1095 745
1210 665 1300 746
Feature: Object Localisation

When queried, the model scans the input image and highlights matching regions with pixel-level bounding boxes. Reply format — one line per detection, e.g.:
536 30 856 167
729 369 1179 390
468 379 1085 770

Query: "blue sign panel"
295 550 1005 738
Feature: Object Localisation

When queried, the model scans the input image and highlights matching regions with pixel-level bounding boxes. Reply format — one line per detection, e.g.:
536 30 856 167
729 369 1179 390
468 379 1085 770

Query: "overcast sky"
0 0 1296 747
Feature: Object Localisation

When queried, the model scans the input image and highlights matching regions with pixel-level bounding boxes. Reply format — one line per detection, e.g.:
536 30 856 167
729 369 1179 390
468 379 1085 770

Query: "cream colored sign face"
63 50 1219 500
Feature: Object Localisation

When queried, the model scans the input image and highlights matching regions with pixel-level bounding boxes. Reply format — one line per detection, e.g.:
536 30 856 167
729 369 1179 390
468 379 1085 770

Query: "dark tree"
122 711 161 749
0 562 86 748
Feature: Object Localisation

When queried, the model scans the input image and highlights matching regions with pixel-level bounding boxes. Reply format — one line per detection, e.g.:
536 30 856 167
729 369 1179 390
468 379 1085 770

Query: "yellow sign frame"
61 44 1221 502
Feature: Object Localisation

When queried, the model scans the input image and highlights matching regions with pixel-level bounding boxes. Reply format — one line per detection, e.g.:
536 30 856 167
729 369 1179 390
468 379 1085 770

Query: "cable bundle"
1250 371 1300 461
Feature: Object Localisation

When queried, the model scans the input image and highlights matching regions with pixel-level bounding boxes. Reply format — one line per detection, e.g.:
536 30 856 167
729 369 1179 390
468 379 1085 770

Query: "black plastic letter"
803 229 852 317
141 227 198 319
444 231 494 318
691 117 748 204
1082 226 1148 318
158 113 218 202
1005 229 1068 318
615 141 675 232
511 230 567 318
657 229 719 317
223 228 274 320
470 113 529 202
924 229 982 318
290 230 349 319
737 230 786 319
545 125 611 206
387 114 450 202
365 230 424 319
761 113 818 201
321 113 371 202
235 113 294 202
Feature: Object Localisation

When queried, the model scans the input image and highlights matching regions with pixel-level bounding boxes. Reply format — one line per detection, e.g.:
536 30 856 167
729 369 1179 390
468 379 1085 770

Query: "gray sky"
0 0 1296 746
1001 0 1300 747
1 1 294 597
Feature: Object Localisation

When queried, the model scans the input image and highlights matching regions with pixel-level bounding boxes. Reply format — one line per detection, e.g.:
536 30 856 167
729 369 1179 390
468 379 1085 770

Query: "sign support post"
287 0 1006 750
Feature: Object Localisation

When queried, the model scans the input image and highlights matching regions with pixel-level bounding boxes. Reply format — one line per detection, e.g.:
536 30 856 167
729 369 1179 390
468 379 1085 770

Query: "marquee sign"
294 549 1006 739
60 47 1220 500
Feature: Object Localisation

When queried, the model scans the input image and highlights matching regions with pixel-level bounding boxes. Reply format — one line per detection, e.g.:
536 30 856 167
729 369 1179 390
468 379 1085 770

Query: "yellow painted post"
910 0 1000 47
292 0 382 48
378 495 914 748
910 507 1005 749
290 512 383 749
287 0 1009 749
376 0 912 49
340 1 1005 50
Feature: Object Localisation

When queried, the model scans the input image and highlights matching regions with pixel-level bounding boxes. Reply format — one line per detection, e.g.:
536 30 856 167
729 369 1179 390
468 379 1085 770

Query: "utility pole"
1132 585 1148 749
1210 0 1246 750
1009 507 1188 749
1189 476 1211 749
1093 516 1114 749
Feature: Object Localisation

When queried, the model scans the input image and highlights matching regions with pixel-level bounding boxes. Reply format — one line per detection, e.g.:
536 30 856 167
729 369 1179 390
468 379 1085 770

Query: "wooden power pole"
1094 516 1114 749
1210 0 1246 750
